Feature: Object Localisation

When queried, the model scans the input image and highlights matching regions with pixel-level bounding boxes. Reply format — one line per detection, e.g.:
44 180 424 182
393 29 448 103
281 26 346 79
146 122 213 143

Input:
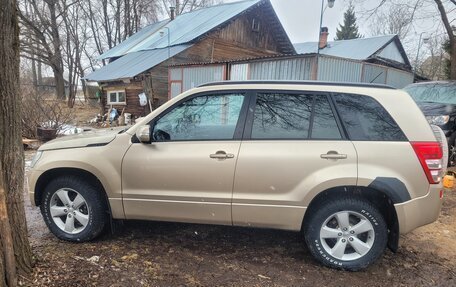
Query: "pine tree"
335 4 362 40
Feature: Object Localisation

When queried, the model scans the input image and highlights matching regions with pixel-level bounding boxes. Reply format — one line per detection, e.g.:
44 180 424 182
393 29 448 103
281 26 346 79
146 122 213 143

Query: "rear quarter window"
333 93 407 141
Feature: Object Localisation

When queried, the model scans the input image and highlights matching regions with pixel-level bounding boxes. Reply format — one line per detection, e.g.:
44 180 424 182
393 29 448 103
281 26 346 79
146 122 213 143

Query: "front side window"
108 90 126 104
334 93 407 141
152 94 245 141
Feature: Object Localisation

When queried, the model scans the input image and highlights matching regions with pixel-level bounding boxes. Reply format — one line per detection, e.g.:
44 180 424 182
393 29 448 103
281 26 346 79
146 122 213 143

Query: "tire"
304 197 387 271
40 176 108 242
447 132 456 167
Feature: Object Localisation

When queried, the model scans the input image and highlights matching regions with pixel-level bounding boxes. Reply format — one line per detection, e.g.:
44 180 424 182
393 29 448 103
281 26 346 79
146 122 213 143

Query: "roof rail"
198 80 396 90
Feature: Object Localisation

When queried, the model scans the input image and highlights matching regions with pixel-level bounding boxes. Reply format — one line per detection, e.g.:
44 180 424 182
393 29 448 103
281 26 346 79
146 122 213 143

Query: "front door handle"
320 151 347 160
210 151 234 159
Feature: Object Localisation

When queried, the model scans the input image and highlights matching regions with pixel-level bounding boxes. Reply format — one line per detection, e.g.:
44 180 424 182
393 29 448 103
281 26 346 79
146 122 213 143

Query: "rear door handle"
320 151 347 160
210 151 234 159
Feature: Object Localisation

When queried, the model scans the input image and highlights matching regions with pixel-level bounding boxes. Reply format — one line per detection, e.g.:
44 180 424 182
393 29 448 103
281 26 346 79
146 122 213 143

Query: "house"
84 0 294 118
168 33 414 97
37 77 70 97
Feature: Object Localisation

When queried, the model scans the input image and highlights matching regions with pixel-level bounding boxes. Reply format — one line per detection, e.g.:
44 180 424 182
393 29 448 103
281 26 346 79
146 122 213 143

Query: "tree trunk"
31 57 37 87
434 0 456 79
37 61 42 86
0 174 17 287
451 41 456 80
53 67 66 100
0 0 33 286
47 0 66 100
0 241 6 287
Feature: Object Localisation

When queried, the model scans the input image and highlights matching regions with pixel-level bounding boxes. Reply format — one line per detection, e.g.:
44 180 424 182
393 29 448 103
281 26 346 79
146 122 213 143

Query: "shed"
84 0 294 118
168 34 414 98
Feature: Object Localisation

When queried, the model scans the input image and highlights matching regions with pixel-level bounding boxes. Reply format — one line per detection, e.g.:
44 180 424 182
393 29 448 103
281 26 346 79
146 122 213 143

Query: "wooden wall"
101 81 150 118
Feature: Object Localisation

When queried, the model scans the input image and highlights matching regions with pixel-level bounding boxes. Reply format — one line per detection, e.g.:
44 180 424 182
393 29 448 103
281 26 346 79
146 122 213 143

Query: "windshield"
404 82 456 105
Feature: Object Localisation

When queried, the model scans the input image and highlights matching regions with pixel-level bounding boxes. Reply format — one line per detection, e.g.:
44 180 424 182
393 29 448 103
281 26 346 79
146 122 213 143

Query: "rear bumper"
395 184 443 234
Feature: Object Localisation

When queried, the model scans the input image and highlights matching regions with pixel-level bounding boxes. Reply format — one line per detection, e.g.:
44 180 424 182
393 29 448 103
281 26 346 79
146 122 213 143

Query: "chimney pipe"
319 27 329 49
170 6 175 20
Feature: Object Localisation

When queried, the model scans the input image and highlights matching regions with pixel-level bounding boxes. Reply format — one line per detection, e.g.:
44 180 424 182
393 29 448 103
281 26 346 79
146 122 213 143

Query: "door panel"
122 141 240 224
122 93 247 225
232 141 357 230
232 92 358 230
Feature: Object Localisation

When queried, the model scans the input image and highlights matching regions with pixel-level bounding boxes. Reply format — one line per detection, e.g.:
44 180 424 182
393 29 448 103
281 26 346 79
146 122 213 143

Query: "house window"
107 90 126 104
252 18 260 32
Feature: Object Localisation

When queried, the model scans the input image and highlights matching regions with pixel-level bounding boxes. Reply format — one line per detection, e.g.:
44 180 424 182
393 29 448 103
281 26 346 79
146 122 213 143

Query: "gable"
377 41 405 64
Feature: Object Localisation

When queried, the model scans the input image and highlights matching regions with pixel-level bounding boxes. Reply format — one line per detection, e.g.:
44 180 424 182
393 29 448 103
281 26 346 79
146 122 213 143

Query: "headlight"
30 151 43 168
426 115 450 126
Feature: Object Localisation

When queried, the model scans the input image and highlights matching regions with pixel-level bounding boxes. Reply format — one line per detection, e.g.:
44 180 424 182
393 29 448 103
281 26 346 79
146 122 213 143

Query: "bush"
21 86 74 139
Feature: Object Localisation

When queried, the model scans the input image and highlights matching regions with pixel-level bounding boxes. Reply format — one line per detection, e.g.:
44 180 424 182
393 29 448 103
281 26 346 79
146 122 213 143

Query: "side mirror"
135 125 151 143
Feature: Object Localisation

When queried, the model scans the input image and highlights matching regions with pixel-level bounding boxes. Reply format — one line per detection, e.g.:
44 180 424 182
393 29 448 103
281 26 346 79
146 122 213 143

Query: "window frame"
146 90 252 143
107 90 126 105
243 90 347 141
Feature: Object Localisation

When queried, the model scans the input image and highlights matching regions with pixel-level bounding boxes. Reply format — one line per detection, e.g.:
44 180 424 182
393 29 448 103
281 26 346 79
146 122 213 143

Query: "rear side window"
251 93 342 140
311 96 342 139
252 93 312 139
333 94 407 141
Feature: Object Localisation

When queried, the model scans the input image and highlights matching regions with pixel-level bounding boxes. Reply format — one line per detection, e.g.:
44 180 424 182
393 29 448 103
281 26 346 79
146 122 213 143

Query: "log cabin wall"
101 81 150 118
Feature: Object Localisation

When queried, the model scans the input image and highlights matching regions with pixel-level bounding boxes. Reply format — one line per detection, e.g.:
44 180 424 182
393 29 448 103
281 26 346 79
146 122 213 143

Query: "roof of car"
406 81 456 87
198 80 396 90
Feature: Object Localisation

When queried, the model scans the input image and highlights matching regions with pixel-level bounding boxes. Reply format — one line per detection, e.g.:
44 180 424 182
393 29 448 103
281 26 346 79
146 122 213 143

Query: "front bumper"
395 184 443 234
28 169 44 206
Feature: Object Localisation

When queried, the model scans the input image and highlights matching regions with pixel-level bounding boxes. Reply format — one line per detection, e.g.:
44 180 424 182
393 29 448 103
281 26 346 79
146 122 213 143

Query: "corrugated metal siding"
362 64 387 84
170 82 182 98
386 69 414 88
182 65 225 91
230 64 248 80
243 58 313 80
318 57 362 82
169 68 182 81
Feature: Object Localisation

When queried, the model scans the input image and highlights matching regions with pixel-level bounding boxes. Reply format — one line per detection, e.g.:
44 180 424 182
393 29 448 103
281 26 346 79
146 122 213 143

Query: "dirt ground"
22 151 456 287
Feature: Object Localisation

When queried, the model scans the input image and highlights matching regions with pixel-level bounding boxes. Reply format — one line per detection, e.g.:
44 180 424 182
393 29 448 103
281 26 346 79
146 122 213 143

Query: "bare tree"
162 0 222 16
417 34 447 80
368 3 418 40
19 0 67 100
434 0 455 79
0 0 33 285
361 0 455 79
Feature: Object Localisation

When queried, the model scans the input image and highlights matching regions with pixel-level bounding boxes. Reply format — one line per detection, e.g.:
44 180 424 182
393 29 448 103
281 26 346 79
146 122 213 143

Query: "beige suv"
29 81 445 270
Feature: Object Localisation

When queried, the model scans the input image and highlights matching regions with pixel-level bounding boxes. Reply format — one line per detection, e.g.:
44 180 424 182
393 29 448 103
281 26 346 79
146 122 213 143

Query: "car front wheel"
304 197 387 271
40 176 107 242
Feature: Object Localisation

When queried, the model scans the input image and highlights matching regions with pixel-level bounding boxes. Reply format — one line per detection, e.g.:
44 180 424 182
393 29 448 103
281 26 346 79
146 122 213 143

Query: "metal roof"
294 35 397 60
98 20 170 60
99 0 263 60
84 45 191 82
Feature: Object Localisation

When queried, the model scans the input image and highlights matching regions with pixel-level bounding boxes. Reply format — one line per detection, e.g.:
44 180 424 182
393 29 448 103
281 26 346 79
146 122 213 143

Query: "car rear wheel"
448 132 456 166
40 176 107 242
304 197 387 271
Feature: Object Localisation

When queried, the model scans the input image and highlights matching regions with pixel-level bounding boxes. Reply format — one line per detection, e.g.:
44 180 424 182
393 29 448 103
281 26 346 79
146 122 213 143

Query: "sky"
225 0 449 47
268 0 347 43
224 0 358 43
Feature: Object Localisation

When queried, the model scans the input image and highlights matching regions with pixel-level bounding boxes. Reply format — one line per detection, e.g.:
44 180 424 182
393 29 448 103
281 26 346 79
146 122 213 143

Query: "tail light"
411 142 443 184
